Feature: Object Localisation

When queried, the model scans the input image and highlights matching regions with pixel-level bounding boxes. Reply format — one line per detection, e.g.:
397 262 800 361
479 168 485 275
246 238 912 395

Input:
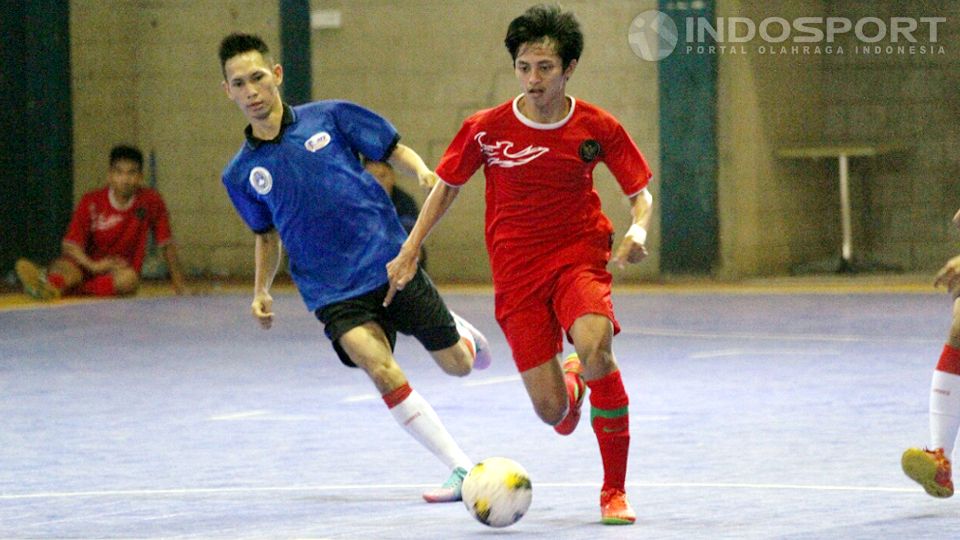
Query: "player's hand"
384 244 420 307
251 292 274 329
90 256 128 274
612 224 648 269
935 255 960 296
418 170 439 189
953 208 960 230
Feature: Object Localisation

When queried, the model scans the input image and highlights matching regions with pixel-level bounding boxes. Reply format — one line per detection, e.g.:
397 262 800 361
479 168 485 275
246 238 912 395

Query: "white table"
776 144 902 272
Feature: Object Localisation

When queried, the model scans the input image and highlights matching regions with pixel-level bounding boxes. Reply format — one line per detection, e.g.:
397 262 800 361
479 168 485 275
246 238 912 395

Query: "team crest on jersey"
304 131 332 152
249 167 273 195
579 139 601 162
475 132 549 168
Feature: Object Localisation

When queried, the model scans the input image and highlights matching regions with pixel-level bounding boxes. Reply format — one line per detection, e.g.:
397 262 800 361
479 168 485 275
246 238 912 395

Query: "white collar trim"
512 94 576 130
108 188 137 211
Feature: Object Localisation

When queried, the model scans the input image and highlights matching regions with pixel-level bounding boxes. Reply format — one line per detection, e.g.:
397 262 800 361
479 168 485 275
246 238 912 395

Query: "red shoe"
553 354 585 435
600 488 636 525
902 447 954 498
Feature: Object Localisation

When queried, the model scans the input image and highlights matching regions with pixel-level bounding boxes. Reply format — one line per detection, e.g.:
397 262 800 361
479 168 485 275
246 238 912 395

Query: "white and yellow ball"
462 457 533 528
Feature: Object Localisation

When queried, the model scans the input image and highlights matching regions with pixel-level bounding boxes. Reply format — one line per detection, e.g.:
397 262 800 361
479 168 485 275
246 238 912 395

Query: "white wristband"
626 223 647 245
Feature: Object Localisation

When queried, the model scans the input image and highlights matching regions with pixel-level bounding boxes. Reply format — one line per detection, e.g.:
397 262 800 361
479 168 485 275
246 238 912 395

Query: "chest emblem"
305 131 332 152
579 139 601 162
475 131 549 168
249 166 273 195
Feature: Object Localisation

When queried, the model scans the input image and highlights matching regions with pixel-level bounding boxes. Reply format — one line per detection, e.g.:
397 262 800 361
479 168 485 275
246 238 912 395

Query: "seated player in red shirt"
16 145 186 299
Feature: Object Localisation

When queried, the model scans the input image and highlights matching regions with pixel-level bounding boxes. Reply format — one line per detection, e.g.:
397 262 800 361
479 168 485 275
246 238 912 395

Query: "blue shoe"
422 466 468 503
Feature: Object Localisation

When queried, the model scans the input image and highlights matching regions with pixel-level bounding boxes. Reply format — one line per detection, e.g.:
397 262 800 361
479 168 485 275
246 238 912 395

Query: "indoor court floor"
0 278 955 538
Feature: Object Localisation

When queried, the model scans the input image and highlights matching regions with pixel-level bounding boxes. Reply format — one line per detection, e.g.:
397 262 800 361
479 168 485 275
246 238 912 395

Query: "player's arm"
160 243 188 295
612 188 654 269
252 229 281 329
61 241 125 274
384 181 460 306
953 208 960 230
936 254 960 295
386 143 439 189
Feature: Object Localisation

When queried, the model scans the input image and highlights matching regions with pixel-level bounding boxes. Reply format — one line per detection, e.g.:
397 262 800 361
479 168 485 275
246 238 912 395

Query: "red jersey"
62 186 174 273
437 96 652 289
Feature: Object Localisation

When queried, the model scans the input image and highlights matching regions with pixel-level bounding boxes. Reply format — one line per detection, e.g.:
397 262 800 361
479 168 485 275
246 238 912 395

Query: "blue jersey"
222 100 407 312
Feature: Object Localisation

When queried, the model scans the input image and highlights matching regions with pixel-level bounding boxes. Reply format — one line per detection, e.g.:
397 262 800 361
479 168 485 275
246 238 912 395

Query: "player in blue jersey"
218 32 491 503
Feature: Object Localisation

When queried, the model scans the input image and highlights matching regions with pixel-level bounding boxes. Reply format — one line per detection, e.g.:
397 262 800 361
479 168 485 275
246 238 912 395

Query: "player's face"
222 51 283 121
514 41 577 108
107 159 143 201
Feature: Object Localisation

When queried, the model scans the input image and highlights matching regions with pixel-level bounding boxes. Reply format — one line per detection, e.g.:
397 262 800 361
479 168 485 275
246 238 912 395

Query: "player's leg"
568 314 635 524
75 266 139 297
338 323 473 502
47 257 84 293
902 295 960 498
518 358 568 425
15 257 79 300
111 266 140 295
387 268 491 375
557 261 635 525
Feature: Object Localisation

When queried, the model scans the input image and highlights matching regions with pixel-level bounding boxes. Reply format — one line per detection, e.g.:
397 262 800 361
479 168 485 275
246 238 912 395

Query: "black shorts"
315 268 459 367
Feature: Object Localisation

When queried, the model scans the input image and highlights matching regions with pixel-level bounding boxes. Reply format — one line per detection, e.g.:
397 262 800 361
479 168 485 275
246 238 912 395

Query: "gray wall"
69 0 959 281
822 0 960 271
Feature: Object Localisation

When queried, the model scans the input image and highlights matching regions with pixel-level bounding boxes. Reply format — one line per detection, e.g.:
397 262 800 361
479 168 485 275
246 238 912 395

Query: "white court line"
625 328 939 344
208 410 270 420
688 349 841 359
340 393 379 403
463 374 521 387
0 481 917 501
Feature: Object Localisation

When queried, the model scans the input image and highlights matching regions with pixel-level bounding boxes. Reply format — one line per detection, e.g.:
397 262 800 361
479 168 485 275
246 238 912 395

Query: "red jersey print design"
475 132 549 168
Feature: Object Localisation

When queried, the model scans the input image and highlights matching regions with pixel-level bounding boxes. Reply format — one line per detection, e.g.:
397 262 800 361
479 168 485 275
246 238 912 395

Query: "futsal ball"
461 457 533 528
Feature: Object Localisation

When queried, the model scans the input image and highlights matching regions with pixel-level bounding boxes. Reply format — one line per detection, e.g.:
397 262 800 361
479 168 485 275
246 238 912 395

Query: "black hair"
504 4 584 69
109 145 143 171
218 32 271 77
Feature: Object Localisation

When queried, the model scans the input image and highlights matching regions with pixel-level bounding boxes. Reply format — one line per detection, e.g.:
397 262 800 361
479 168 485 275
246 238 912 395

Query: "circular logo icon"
249 166 273 195
628 10 678 61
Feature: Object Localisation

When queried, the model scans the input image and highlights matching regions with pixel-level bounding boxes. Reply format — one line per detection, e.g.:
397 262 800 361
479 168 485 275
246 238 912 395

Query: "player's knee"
430 346 473 377
532 394 568 426
577 347 616 379
113 269 139 295
441 355 472 377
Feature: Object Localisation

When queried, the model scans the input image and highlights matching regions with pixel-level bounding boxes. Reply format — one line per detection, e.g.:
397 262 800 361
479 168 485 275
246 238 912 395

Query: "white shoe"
422 466 467 503
451 312 492 370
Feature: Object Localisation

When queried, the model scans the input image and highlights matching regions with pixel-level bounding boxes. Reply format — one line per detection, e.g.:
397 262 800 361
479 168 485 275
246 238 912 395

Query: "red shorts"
495 254 620 373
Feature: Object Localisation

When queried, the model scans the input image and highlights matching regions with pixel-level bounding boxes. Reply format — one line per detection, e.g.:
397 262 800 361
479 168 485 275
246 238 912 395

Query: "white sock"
389 389 472 471
451 312 477 359
930 369 960 458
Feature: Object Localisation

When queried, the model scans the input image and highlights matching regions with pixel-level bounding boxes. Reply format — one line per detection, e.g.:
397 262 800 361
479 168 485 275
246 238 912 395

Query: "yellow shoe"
600 487 636 525
553 353 585 435
902 447 953 498
14 259 60 300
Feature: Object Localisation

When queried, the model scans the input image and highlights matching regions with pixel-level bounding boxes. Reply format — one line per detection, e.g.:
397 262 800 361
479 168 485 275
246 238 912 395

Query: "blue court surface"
0 284 954 539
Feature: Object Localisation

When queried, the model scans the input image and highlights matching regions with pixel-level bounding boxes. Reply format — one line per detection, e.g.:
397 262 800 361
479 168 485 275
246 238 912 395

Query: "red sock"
382 382 413 409
587 370 630 492
937 344 960 375
79 274 115 296
46 272 66 291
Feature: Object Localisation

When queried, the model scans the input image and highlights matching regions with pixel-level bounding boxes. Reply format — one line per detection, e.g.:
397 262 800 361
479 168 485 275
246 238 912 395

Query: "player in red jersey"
385 5 652 524
16 145 187 300
902 209 960 498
